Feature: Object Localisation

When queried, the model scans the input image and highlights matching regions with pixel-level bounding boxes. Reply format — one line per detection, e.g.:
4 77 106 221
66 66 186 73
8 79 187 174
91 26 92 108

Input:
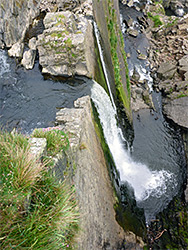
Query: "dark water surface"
0 50 91 133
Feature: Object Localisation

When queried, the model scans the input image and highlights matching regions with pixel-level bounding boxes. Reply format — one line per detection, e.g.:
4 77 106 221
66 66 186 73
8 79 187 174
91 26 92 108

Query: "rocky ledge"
37 10 96 77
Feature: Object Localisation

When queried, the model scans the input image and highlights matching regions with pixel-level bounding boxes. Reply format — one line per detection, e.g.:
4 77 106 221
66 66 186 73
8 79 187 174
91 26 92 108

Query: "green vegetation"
32 127 69 157
166 17 178 28
147 12 163 27
106 0 132 120
155 198 188 249
0 130 78 249
152 1 165 14
177 93 187 98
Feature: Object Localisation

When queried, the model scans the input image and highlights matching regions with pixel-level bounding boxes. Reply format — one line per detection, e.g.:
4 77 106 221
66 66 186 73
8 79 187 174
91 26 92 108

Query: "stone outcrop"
55 94 144 250
37 11 96 77
157 62 177 80
0 0 40 48
163 97 188 129
7 42 24 58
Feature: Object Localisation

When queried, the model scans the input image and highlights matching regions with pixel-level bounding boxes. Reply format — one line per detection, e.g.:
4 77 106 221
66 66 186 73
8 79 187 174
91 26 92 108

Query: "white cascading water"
91 81 176 203
93 22 116 111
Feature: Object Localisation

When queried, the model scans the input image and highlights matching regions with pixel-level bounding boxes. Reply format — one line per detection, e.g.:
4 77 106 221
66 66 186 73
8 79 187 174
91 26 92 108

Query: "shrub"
148 13 163 27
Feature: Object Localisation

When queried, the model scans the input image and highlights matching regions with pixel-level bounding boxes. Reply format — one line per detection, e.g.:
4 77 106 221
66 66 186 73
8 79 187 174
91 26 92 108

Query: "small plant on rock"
32 127 69 157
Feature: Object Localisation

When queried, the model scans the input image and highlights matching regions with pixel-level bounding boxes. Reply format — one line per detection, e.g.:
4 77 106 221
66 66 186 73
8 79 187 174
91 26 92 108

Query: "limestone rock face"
0 0 40 48
37 11 96 78
163 97 188 129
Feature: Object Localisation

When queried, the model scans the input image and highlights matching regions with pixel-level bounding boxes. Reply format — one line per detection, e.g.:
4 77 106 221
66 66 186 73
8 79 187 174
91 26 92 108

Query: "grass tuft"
32 127 69 157
0 130 78 249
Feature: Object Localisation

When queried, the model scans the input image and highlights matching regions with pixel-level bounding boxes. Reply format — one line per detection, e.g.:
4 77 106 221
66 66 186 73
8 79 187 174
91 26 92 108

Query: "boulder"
124 17 134 28
163 97 188 128
37 11 96 78
179 55 188 67
21 50 36 70
184 71 188 81
127 0 134 7
157 62 177 80
127 28 139 37
8 42 24 58
137 54 147 60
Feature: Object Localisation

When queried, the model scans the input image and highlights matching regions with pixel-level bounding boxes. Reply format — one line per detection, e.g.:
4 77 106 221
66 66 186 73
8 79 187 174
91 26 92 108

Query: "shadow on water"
0 50 91 133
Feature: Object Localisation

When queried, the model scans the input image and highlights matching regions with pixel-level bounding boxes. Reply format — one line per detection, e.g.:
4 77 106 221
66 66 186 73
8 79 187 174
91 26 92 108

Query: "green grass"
0 130 78 249
32 127 69 157
147 12 163 27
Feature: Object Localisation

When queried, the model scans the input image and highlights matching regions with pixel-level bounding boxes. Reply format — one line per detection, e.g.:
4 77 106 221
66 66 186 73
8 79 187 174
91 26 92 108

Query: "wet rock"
131 85 151 111
157 62 177 80
137 53 147 60
37 11 96 77
127 0 134 7
124 17 134 27
8 42 24 58
142 90 154 108
127 28 139 37
163 97 188 128
21 49 36 70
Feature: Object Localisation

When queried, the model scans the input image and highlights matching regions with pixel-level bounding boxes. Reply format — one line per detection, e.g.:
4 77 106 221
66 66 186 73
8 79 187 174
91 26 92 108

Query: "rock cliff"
0 0 40 48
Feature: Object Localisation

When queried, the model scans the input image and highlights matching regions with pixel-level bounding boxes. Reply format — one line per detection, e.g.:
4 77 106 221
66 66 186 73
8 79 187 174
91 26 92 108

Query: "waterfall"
93 22 117 111
91 81 177 221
